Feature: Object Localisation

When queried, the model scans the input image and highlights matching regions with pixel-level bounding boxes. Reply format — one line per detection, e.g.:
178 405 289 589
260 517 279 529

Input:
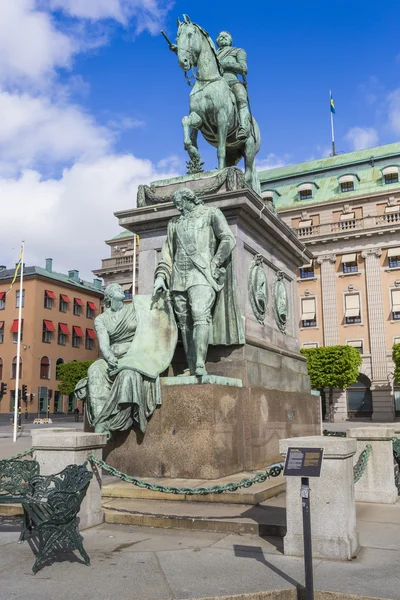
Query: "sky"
2 0 400 280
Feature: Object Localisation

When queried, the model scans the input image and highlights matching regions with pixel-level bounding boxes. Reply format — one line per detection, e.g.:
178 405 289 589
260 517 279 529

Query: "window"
122 284 133 300
347 340 363 354
42 319 55 343
85 328 96 350
58 323 70 345
301 297 317 328
59 294 70 313
341 253 358 273
73 298 83 316
0 292 5 310
44 290 55 309
87 301 97 319
385 172 399 184
391 289 400 320
340 181 354 192
56 358 64 380
40 356 50 379
0 322 3 344
344 294 361 324
0 358 2 379
72 326 83 348
388 247 400 268
300 261 314 279
16 289 25 308
11 356 22 379
302 342 318 349
394 337 400 346
299 189 312 200
11 319 23 342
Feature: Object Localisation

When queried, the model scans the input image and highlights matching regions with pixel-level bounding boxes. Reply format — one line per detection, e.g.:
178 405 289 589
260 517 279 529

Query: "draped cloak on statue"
78 294 177 436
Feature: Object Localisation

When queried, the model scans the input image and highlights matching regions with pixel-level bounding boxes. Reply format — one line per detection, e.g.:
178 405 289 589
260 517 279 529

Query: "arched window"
11 356 22 379
347 374 372 416
40 356 50 380
56 358 64 380
0 358 2 380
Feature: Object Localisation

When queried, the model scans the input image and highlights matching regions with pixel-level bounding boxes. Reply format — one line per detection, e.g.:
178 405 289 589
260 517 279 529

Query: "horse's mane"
177 21 223 77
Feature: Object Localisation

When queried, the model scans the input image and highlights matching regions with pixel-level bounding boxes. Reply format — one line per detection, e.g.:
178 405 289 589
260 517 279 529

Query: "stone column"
361 248 393 421
347 427 397 504
316 254 338 346
280 436 359 561
31 428 107 530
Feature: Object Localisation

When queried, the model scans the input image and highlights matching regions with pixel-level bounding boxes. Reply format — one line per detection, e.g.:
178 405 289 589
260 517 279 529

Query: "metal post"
301 477 314 600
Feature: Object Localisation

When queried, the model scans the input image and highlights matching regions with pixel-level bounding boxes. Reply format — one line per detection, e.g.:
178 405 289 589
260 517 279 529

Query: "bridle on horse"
178 22 223 87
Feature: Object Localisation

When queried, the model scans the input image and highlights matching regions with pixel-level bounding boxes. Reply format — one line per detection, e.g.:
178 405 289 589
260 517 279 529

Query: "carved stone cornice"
361 248 382 259
316 254 336 265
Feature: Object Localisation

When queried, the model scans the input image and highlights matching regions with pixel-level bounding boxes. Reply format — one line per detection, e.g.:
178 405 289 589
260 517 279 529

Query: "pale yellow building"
259 142 400 422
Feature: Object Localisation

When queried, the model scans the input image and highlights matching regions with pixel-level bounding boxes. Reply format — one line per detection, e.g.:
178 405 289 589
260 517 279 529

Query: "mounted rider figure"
215 31 250 141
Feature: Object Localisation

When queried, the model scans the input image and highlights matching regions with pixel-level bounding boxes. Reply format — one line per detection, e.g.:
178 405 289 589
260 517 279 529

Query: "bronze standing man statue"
216 31 250 140
153 188 244 377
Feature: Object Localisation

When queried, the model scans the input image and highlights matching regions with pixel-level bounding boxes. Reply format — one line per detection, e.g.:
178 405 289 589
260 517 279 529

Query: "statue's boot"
180 327 196 376
193 323 209 377
237 106 250 140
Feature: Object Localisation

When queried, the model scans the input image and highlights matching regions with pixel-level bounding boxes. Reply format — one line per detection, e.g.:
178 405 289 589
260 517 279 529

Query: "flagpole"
13 241 24 443
330 90 336 156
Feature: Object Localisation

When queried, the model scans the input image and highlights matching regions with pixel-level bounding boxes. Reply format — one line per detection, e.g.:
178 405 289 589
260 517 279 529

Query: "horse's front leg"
216 112 229 169
182 112 202 159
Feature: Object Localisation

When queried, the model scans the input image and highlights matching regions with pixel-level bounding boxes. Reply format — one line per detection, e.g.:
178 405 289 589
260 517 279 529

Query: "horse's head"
176 15 202 72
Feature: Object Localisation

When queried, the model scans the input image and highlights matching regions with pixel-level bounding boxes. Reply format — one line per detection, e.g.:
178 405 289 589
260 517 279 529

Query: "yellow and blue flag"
330 92 336 114
6 246 23 295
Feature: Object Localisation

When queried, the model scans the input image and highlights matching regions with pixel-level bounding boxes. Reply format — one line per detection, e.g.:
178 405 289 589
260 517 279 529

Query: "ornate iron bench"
22 463 93 574
0 458 40 541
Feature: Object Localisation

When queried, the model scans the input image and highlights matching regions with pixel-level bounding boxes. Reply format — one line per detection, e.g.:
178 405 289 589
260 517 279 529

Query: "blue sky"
1 0 400 278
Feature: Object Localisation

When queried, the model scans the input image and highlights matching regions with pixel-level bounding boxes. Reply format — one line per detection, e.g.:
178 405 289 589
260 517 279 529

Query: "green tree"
301 346 362 422
57 361 94 397
392 343 400 384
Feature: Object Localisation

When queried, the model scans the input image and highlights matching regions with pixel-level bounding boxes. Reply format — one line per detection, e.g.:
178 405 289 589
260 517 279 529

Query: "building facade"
93 230 138 298
259 142 400 422
0 258 103 417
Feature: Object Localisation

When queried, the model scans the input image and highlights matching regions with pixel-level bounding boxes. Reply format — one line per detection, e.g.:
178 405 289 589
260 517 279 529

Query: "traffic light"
22 384 27 402
0 382 7 398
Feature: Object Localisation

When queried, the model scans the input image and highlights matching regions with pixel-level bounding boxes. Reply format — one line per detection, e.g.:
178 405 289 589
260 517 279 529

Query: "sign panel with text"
283 447 324 478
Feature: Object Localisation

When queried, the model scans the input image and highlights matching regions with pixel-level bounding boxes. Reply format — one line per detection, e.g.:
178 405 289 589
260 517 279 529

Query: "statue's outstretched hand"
170 44 178 54
154 276 167 294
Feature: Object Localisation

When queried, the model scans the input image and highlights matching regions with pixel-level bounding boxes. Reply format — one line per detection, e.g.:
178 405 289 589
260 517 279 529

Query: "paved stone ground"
1 501 400 600
1 425 400 600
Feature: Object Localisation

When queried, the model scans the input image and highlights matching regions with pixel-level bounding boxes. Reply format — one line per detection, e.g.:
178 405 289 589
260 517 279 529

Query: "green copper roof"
0 266 103 295
111 230 134 240
257 142 400 210
258 142 400 182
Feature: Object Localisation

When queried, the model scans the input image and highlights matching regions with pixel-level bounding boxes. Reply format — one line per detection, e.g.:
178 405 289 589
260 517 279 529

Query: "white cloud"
1 155 178 280
0 1 76 86
256 153 289 171
0 91 112 174
345 127 379 151
48 0 170 33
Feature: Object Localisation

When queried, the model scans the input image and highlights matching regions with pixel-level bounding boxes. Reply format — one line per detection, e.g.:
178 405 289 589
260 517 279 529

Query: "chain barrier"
88 454 284 495
353 444 372 484
323 430 346 437
1 448 34 462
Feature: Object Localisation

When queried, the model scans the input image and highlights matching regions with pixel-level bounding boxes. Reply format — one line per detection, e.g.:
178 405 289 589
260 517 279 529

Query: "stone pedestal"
31 428 107 530
103 173 321 479
347 427 398 504
280 436 359 561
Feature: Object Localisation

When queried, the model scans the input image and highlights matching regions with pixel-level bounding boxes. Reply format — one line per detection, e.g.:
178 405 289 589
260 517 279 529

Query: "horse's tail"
251 165 262 196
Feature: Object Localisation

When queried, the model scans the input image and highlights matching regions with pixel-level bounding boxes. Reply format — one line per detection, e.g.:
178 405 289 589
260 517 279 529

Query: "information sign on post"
283 447 324 600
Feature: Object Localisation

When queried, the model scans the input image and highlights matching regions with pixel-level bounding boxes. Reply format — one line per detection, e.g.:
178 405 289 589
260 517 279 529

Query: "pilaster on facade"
317 254 339 346
361 248 388 383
